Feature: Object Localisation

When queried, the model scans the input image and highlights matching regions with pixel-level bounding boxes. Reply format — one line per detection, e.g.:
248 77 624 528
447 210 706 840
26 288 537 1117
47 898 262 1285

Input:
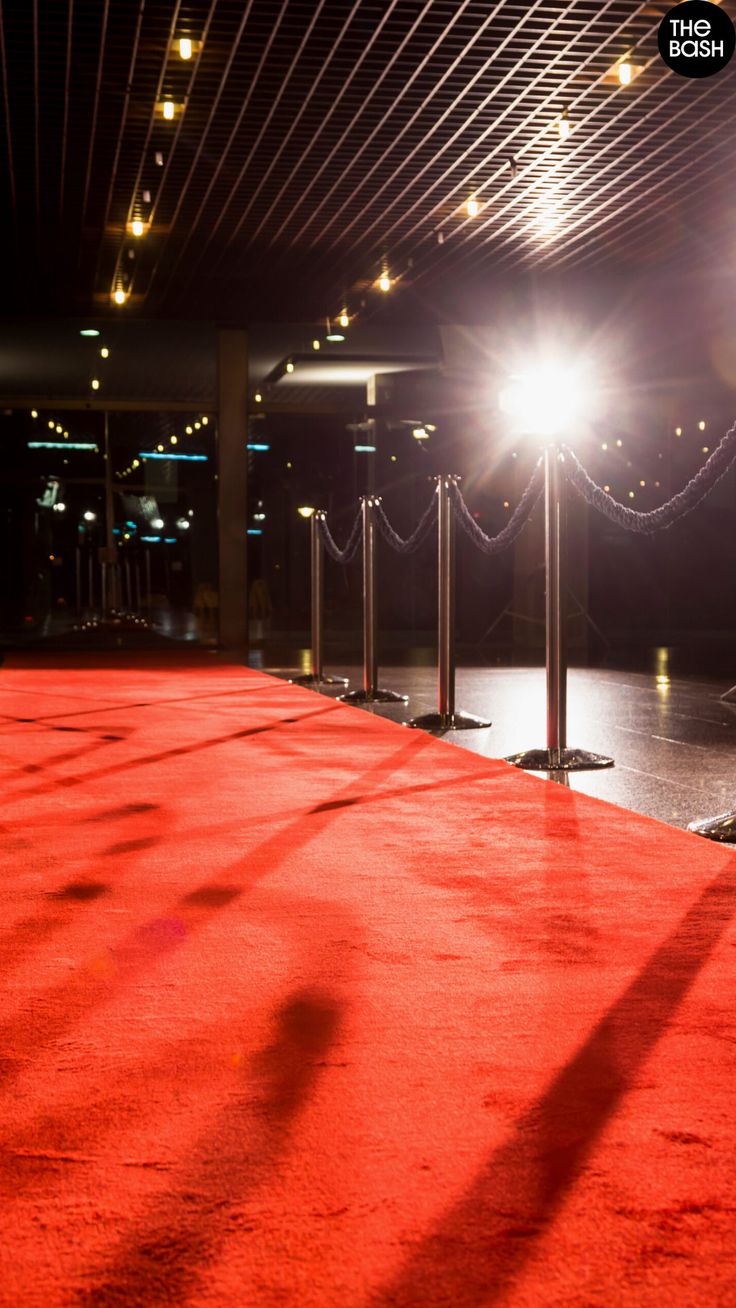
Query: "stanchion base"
505 746 614 772
687 810 736 842
406 711 492 732
339 688 408 705
291 674 349 688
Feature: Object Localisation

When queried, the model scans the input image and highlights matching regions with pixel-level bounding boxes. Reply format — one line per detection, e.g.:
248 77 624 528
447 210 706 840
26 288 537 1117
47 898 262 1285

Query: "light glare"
499 363 589 437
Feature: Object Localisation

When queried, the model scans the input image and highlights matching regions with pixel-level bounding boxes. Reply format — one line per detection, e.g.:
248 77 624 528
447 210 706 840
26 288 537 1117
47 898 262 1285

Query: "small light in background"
100 346 109 358
298 506 315 518
131 219 145 237
698 420 706 430
377 273 392 292
113 288 127 305
312 339 320 350
465 196 480 218
185 425 193 434
201 416 208 425
616 439 623 447
338 310 349 328
286 361 294 373
31 409 38 418
675 427 682 436
194 421 201 428
618 60 633 86
178 36 192 59
702 446 709 454
91 379 100 390
170 435 178 445
254 392 262 403
83 511 96 522
412 427 429 440
162 100 175 120
56 424 63 433
80 327 99 336
157 443 164 452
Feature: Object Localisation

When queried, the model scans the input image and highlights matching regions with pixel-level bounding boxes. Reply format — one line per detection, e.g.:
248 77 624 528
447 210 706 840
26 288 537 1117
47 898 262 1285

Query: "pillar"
217 328 249 650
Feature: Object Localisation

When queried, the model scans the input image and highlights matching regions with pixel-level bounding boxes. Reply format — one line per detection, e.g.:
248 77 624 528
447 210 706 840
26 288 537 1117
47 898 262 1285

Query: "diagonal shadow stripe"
0 680 279 729
368 854 736 1308
2 703 340 804
0 731 427 1095
73 988 343 1308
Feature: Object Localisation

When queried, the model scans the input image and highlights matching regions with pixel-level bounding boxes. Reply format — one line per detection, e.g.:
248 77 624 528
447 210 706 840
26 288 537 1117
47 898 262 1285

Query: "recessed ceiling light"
178 37 192 59
465 197 480 218
80 328 99 336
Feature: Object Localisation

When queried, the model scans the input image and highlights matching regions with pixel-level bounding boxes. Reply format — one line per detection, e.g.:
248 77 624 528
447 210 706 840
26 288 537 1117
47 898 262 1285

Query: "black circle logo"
658 1 735 78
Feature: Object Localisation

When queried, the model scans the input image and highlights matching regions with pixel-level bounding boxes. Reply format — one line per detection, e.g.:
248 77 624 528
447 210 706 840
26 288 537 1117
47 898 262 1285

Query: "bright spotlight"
298 506 315 518
499 363 590 437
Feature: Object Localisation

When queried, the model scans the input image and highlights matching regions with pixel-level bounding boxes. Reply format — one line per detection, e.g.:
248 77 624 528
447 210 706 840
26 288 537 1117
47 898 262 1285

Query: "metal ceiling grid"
0 0 734 324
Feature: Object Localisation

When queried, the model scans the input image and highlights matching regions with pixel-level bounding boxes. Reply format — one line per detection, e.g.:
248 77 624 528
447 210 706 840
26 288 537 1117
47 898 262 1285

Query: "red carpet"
0 655 735 1307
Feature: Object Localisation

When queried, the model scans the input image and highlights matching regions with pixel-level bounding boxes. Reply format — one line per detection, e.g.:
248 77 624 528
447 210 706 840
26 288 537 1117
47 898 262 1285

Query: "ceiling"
1 0 735 326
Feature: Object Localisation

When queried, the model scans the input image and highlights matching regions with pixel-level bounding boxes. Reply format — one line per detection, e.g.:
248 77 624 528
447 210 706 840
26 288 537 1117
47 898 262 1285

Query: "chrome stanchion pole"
408 476 490 731
293 511 347 688
688 808 736 842
505 445 613 771
145 550 152 610
341 496 407 705
88 552 94 612
75 547 81 616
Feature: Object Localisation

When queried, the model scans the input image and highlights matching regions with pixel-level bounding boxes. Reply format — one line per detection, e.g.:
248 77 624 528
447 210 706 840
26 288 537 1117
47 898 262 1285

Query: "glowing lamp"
499 363 589 438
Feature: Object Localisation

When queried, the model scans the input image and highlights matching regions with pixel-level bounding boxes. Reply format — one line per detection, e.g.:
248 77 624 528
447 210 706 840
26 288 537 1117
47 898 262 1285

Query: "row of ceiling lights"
116 416 209 479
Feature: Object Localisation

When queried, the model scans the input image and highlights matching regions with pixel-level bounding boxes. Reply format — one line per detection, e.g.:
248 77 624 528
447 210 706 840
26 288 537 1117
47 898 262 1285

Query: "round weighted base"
406 711 492 732
505 746 614 772
687 809 736 842
291 674 348 688
339 688 408 705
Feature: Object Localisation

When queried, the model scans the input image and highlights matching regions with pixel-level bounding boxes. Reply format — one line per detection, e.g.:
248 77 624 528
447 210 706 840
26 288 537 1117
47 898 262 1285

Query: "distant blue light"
354 444 377 453
164 537 177 543
139 451 208 461
28 441 98 451
140 536 161 543
125 521 137 529
247 528 263 536
112 528 121 536
247 443 270 452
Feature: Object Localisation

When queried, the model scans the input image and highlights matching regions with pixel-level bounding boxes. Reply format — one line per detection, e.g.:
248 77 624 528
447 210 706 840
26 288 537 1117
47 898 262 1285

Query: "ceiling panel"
0 0 734 324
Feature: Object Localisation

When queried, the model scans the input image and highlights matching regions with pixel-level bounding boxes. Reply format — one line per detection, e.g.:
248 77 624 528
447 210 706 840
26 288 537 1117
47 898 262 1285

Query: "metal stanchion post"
75 548 81 616
145 550 152 610
341 496 408 705
505 445 613 772
293 511 348 688
88 553 94 612
124 559 132 611
408 476 491 731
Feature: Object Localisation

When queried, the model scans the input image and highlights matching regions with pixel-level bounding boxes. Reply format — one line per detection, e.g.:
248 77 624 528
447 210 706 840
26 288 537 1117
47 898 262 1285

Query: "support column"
217 328 249 650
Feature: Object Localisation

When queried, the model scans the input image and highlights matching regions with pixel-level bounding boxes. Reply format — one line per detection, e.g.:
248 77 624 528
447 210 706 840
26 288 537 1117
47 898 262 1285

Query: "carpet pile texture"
0 656 735 1306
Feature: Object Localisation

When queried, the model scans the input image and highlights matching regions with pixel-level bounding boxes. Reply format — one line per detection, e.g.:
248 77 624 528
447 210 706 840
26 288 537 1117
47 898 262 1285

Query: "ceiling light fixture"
558 108 571 142
178 36 192 59
162 100 175 121
465 197 480 218
113 288 127 305
338 310 349 328
377 273 392 292
80 328 99 336
618 59 633 86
